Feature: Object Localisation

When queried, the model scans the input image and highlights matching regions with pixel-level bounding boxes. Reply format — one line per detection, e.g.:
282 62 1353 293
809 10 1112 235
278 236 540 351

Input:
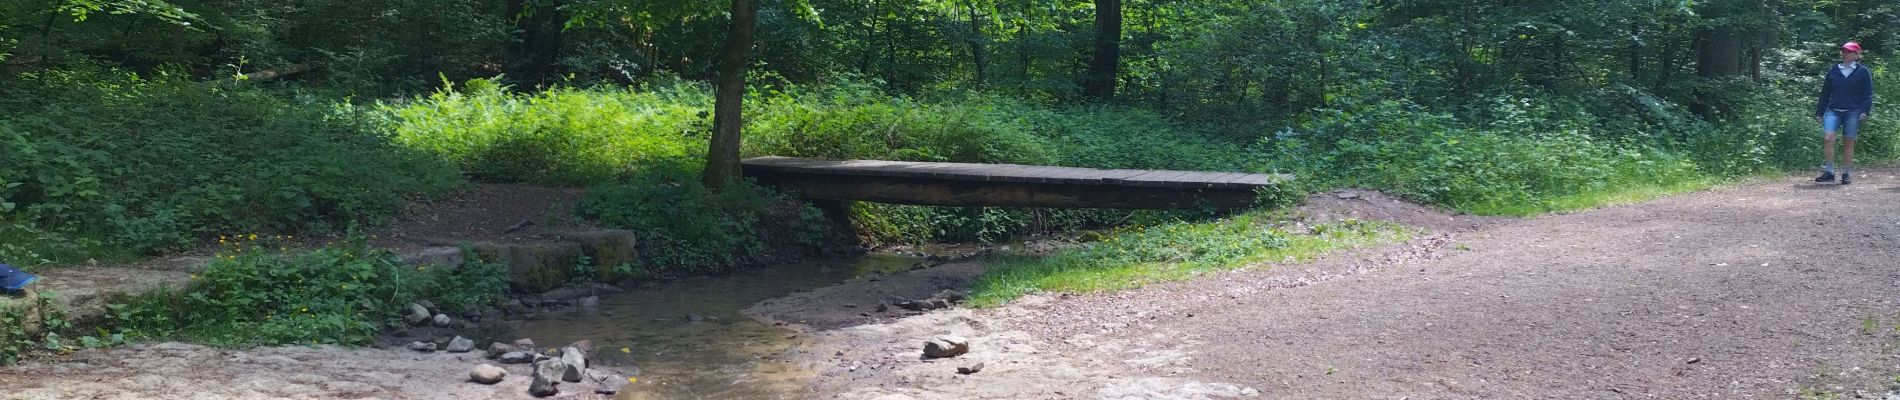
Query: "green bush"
0 68 463 259
104 234 508 347
1262 98 1707 215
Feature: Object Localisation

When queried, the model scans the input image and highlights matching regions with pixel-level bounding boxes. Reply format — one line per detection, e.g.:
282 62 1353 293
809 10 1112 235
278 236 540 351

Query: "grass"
965 211 1413 307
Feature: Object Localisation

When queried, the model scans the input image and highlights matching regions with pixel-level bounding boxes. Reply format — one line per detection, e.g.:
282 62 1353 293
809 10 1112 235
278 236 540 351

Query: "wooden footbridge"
742 156 1291 210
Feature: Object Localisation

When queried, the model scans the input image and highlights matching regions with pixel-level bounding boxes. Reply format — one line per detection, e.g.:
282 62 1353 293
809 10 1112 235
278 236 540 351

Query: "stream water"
498 254 922 399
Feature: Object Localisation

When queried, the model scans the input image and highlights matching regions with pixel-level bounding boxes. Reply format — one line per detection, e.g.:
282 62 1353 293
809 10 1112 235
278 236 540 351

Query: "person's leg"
1820 111 1841 181
1842 110 1862 184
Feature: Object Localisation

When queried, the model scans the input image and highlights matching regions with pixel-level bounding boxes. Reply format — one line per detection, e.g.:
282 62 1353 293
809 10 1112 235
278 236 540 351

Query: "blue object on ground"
0 263 38 291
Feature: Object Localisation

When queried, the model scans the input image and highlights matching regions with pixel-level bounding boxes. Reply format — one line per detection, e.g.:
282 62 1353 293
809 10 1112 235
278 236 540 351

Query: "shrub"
1262 98 1706 215
103 233 508 347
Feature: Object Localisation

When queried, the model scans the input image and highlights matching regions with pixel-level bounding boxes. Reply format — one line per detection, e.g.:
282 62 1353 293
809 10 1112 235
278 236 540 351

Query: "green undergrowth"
578 175 830 273
1258 78 1900 216
0 68 464 265
966 212 1411 307
379 77 1254 253
1 291 72 365
99 234 508 347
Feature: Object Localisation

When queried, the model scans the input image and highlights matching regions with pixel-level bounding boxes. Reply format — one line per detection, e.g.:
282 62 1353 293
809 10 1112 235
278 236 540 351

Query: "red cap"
1843 42 1862 53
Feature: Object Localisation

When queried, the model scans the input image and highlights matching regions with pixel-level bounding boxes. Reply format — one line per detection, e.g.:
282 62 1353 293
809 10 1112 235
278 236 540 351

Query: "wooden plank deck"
743 156 1288 190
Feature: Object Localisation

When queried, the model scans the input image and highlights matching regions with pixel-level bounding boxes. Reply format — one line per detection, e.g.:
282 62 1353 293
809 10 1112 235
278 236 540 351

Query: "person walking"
1816 41 1875 185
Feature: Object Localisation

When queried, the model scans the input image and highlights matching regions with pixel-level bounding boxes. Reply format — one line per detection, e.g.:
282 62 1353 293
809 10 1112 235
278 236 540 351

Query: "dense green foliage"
0 70 462 265
103 235 509 347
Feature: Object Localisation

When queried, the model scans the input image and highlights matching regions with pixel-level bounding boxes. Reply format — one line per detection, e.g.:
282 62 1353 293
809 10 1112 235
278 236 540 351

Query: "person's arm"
1861 69 1875 119
1818 71 1835 120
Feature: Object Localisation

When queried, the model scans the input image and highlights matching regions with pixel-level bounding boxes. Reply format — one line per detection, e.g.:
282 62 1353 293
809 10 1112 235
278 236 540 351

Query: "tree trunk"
504 0 565 86
703 0 760 189
1695 26 1743 78
968 5 988 88
1082 0 1122 100
1692 23 1742 117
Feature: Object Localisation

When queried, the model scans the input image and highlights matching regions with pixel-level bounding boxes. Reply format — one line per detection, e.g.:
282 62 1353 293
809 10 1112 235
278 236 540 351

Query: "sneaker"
1816 171 1837 182
1841 173 1852 185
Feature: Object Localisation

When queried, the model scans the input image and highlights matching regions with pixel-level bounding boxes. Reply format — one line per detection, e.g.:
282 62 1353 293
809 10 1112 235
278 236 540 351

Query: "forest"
0 0 1897 375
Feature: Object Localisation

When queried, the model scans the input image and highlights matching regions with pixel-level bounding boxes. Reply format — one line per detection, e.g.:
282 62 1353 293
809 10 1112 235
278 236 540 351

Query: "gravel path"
797 170 1900 399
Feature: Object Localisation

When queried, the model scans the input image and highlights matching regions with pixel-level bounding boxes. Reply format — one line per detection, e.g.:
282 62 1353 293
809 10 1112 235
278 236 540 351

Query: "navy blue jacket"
1817 63 1874 117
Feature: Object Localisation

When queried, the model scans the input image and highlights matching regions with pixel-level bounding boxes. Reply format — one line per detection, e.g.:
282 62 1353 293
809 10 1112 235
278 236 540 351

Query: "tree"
703 0 761 188
562 0 807 189
504 0 565 86
1083 0 1122 100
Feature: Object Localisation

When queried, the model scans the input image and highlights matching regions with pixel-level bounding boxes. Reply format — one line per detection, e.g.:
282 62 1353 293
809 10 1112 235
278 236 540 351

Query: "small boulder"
922 336 969 358
529 359 566 397
487 342 516 358
589 369 628 394
469 364 507 384
407 341 437 353
504 299 529 314
957 362 986 374
416 300 438 314
686 313 704 322
406 303 432 325
559 347 587 382
513 338 536 353
577 296 600 308
446 336 476 353
568 340 595 354
499 351 537 364
432 313 453 327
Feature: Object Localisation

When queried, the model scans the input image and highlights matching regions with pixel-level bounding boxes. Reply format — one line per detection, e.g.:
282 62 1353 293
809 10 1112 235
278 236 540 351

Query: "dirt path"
780 170 1900 399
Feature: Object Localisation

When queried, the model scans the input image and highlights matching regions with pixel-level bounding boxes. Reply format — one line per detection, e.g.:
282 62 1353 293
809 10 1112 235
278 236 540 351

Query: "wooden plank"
983 165 1048 183
1199 172 1250 189
1039 167 1112 184
1119 170 1195 188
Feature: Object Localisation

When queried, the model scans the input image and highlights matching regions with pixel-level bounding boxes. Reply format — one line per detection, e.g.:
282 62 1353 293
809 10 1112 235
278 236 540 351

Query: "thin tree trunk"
1082 0 1122 100
1628 21 1643 82
703 0 760 189
968 4 987 88
1017 1 1031 91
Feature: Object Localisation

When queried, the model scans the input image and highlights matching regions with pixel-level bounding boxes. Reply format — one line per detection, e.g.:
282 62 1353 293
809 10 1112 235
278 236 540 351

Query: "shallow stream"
499 254 922 399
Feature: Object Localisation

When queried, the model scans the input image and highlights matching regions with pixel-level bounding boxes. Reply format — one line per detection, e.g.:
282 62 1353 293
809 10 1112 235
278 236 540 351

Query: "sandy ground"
772 170 1900 399
6 171 1900 399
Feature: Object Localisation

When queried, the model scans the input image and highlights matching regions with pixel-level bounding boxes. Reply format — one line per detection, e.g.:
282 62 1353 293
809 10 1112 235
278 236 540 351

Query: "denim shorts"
1823 109 1865 139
